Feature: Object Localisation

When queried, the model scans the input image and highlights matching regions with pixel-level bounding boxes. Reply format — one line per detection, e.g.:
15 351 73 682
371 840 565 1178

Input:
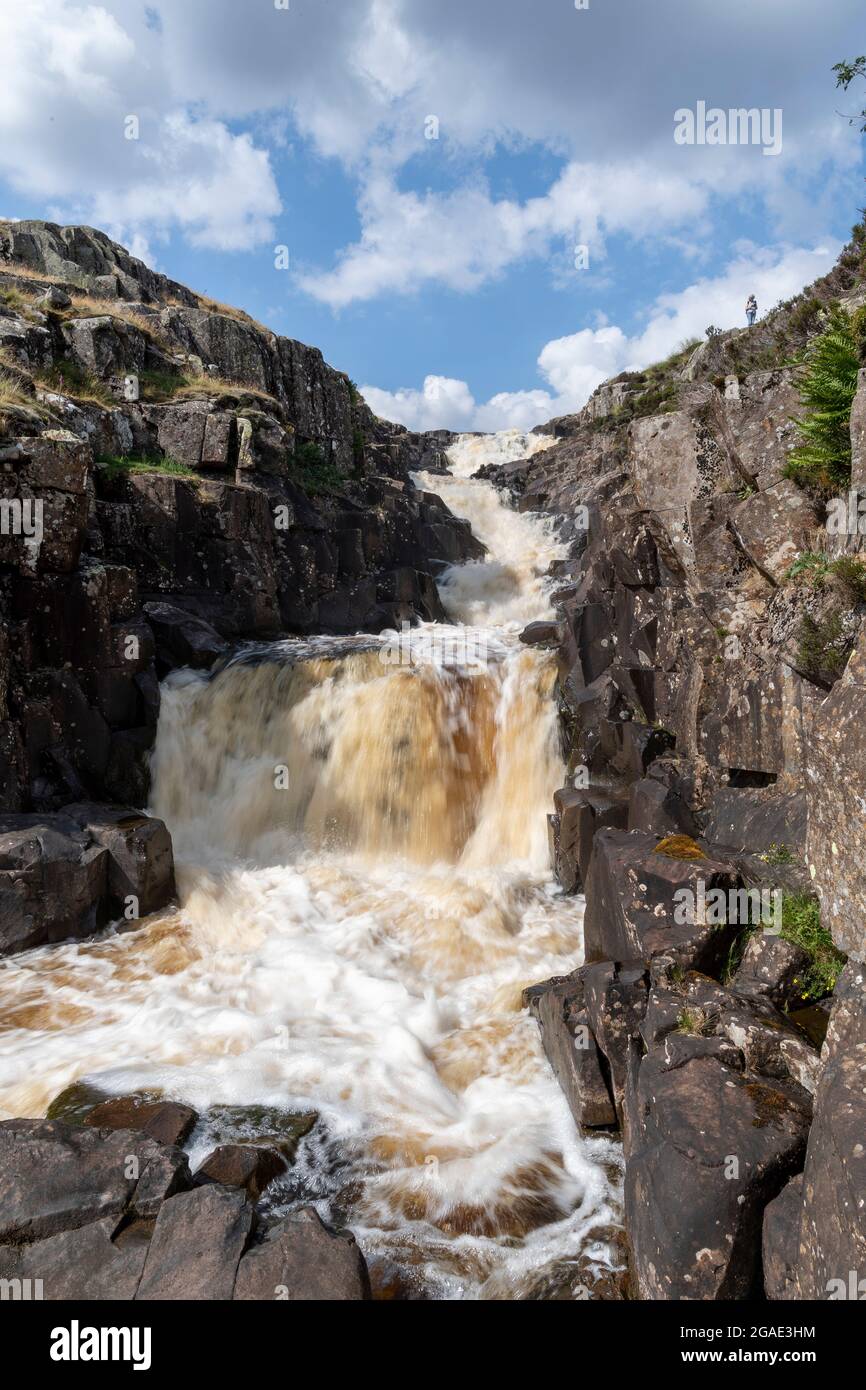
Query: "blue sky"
0 0 864 429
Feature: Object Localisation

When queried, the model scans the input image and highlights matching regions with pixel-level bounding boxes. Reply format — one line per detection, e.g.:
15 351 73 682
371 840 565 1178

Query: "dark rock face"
522 240 866 1302
234 1208 371 1301
782 964 866 1299
194 1144 286 1201
0 807 175 956
625 1041 811 1300
0 1118 370 1300
0 223 482 956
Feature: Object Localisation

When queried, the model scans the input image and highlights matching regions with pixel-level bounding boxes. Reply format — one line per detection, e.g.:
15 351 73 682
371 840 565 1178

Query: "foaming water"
0 430 620 1299
415 429 561 628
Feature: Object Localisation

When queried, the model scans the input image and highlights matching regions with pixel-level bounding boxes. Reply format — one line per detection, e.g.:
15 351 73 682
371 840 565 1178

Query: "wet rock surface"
0 1118 370 1300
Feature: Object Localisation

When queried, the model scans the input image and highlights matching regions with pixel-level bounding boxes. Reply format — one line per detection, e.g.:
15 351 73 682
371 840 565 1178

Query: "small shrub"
830 555 866 603
758 843 794 866
780 893 846 1001
796 611 851 682
786 306 860 492
290 440 343 495
676 1007 705 1035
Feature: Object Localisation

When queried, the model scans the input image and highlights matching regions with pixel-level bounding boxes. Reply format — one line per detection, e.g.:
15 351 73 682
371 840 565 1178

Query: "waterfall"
0 429 622 1298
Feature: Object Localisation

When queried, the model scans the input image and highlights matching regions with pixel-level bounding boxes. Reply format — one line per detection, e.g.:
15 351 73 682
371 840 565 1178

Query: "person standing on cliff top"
745 294 758 326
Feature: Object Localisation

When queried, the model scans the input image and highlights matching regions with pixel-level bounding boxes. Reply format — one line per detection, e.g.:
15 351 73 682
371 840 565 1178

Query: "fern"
785 308 861 492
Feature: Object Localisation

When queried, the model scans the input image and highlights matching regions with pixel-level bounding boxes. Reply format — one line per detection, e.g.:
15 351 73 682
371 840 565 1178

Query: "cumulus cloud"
362 241 841 431
298 163 713 309
0 1 281 251
0 0 860 288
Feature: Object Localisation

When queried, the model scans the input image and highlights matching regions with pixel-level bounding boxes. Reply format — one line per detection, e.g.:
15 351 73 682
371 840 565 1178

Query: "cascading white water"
0 428 622 1299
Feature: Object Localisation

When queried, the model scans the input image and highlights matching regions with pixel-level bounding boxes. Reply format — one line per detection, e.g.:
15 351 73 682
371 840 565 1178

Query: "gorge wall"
0 221 481 950
511 235 866 1299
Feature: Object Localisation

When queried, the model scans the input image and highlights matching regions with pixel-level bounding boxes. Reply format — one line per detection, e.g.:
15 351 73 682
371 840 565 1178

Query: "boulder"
732 933 811 1011
0 1119 190 1244
62 803 176 919
519 621 562 648
0 1216 151 1301
523 973 616 1129
582 828 742 974
84 1097 196 1148
233 1208 370 1301
0 813 107 955
135 1184 253 1301
625 1039 811 1299
142 601 229 671
194 1144 286 1201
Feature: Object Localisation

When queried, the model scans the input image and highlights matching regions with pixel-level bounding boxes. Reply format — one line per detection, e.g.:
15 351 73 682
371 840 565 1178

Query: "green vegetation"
834 56 866 132
786 550 866 602
783 307 862 494
796 610 850 682
290 441 344 495
35 360 116 407
95 453 199 482
758 843 794 866
780 893 846 1001
675 1008 705 1036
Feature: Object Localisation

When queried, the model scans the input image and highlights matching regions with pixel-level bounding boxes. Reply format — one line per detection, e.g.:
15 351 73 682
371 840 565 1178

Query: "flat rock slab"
0 1119 191 1244
84 1097 197 1148
625 1041 811 1299
234 1208 370 1301
136 1184 253 1301
0 1215 151 1301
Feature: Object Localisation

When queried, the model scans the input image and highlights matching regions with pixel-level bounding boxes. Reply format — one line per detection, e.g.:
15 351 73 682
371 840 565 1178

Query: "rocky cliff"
515 229 866 1300
0 222 480 954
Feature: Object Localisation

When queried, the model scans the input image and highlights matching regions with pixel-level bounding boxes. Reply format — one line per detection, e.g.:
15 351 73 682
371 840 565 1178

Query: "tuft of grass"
35 361 115 407
196 294 268 334
796 611 851 682
780 893 846 1001
174 372 280 409
676 1007 705 1036
96 453 199 482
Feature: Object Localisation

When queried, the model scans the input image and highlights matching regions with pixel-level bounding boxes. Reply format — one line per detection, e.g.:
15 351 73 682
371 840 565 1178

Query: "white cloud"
362 241 841 432
0 1 281 252
0 0 859 291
